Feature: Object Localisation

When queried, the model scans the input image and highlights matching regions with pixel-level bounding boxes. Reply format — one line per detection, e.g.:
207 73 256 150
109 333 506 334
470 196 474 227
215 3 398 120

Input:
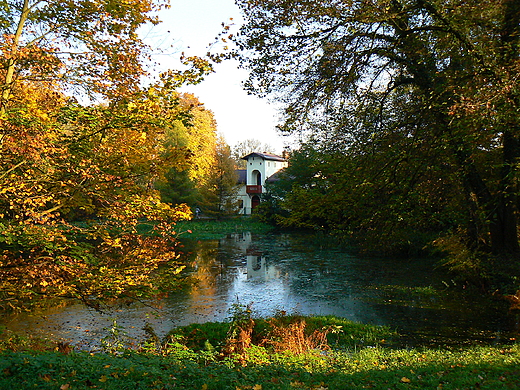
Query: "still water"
1 231 517 348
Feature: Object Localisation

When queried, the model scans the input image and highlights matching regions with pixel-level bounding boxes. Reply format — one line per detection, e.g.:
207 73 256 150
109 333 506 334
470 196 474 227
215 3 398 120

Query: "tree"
199 135 239 218
0 0 161 110
254 144 329 227
156 93 218 207
0 0 211 111
232 139 274 168
0 82 198 311
171 93 219 185
0 0 218 310
234 1 520 265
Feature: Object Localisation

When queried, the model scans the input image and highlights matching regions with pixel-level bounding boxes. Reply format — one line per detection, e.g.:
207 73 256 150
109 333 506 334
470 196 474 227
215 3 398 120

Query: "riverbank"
1 314 518 389
174 216 276 240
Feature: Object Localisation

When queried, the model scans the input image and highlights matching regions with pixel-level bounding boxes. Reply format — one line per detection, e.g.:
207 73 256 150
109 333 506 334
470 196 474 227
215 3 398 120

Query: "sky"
141 0 293 154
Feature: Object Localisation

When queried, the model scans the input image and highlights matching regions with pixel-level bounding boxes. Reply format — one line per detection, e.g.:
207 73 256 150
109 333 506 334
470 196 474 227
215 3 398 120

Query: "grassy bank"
1 314 519 389
174 217 275 240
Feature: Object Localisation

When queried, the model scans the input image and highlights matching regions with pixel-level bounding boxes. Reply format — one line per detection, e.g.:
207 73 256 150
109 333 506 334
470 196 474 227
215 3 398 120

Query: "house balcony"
246 185 262 194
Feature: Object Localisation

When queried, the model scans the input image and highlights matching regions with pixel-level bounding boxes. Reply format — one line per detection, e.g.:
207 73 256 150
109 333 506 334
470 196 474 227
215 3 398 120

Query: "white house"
236 152 288 215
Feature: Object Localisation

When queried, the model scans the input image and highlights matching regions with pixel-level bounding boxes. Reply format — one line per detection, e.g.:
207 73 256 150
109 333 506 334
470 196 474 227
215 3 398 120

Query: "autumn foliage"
0 0 218 311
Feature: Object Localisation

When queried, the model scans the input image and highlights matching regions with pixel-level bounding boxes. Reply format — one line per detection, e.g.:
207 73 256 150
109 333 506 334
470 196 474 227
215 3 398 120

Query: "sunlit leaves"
0 0 164 106
0 0 229 312
0 81 198 311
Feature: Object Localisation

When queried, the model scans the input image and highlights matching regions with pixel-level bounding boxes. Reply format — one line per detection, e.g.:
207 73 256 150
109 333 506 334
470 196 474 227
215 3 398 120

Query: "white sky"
141 0 294 154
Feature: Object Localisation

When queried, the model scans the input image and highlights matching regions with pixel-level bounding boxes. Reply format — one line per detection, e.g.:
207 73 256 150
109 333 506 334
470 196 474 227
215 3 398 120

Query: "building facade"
236 152 287 215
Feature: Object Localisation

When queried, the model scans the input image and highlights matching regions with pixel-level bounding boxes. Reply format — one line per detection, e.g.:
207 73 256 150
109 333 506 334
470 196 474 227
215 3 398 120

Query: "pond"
1 231 517 349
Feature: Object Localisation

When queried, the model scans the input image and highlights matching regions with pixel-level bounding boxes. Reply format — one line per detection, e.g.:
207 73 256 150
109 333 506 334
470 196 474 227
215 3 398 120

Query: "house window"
238 199 244 208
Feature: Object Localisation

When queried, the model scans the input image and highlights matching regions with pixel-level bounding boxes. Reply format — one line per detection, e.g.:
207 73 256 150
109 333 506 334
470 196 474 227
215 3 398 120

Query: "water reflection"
1 231 517 348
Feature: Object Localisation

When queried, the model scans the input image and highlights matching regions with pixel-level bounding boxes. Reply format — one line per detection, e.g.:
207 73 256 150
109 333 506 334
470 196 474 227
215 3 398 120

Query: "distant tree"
232 139 274 168
255 145 322 226
156 168 201 206
156 93 218 209
176 93 219 185
200 135 239 217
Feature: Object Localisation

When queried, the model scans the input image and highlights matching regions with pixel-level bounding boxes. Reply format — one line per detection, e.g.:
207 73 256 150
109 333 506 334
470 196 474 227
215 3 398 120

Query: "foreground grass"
1 345 519 389
1 316 519 389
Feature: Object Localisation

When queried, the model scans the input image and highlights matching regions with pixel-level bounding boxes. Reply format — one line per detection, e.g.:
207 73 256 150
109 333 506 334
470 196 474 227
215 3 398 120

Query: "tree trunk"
489 0 520 256
1 0 30 113
490 130 520 255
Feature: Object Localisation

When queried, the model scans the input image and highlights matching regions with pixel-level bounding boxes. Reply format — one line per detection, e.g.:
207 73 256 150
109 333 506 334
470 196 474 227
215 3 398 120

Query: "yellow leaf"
253 385 262 390
400 377 411 383
60 384 70 390
99 375 108 383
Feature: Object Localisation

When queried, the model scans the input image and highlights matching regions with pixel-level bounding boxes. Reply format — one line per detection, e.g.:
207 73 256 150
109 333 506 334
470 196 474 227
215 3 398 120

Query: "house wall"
246 156 285 184
236 184 249 215
237 154 287 215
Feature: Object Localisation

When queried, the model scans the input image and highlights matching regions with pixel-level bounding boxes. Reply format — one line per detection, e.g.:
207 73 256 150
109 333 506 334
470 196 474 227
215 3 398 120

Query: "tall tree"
157 93 218 207
234 0 520 262
0 0 216 310
199 135 239 218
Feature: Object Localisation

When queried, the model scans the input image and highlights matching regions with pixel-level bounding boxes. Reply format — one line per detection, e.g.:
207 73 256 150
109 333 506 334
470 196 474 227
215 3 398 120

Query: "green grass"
1 316 519 389
174 217 275 240
1 343 518 389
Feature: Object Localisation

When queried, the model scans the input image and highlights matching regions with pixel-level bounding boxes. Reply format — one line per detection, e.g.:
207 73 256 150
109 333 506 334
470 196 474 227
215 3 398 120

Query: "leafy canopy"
234 0 520 268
